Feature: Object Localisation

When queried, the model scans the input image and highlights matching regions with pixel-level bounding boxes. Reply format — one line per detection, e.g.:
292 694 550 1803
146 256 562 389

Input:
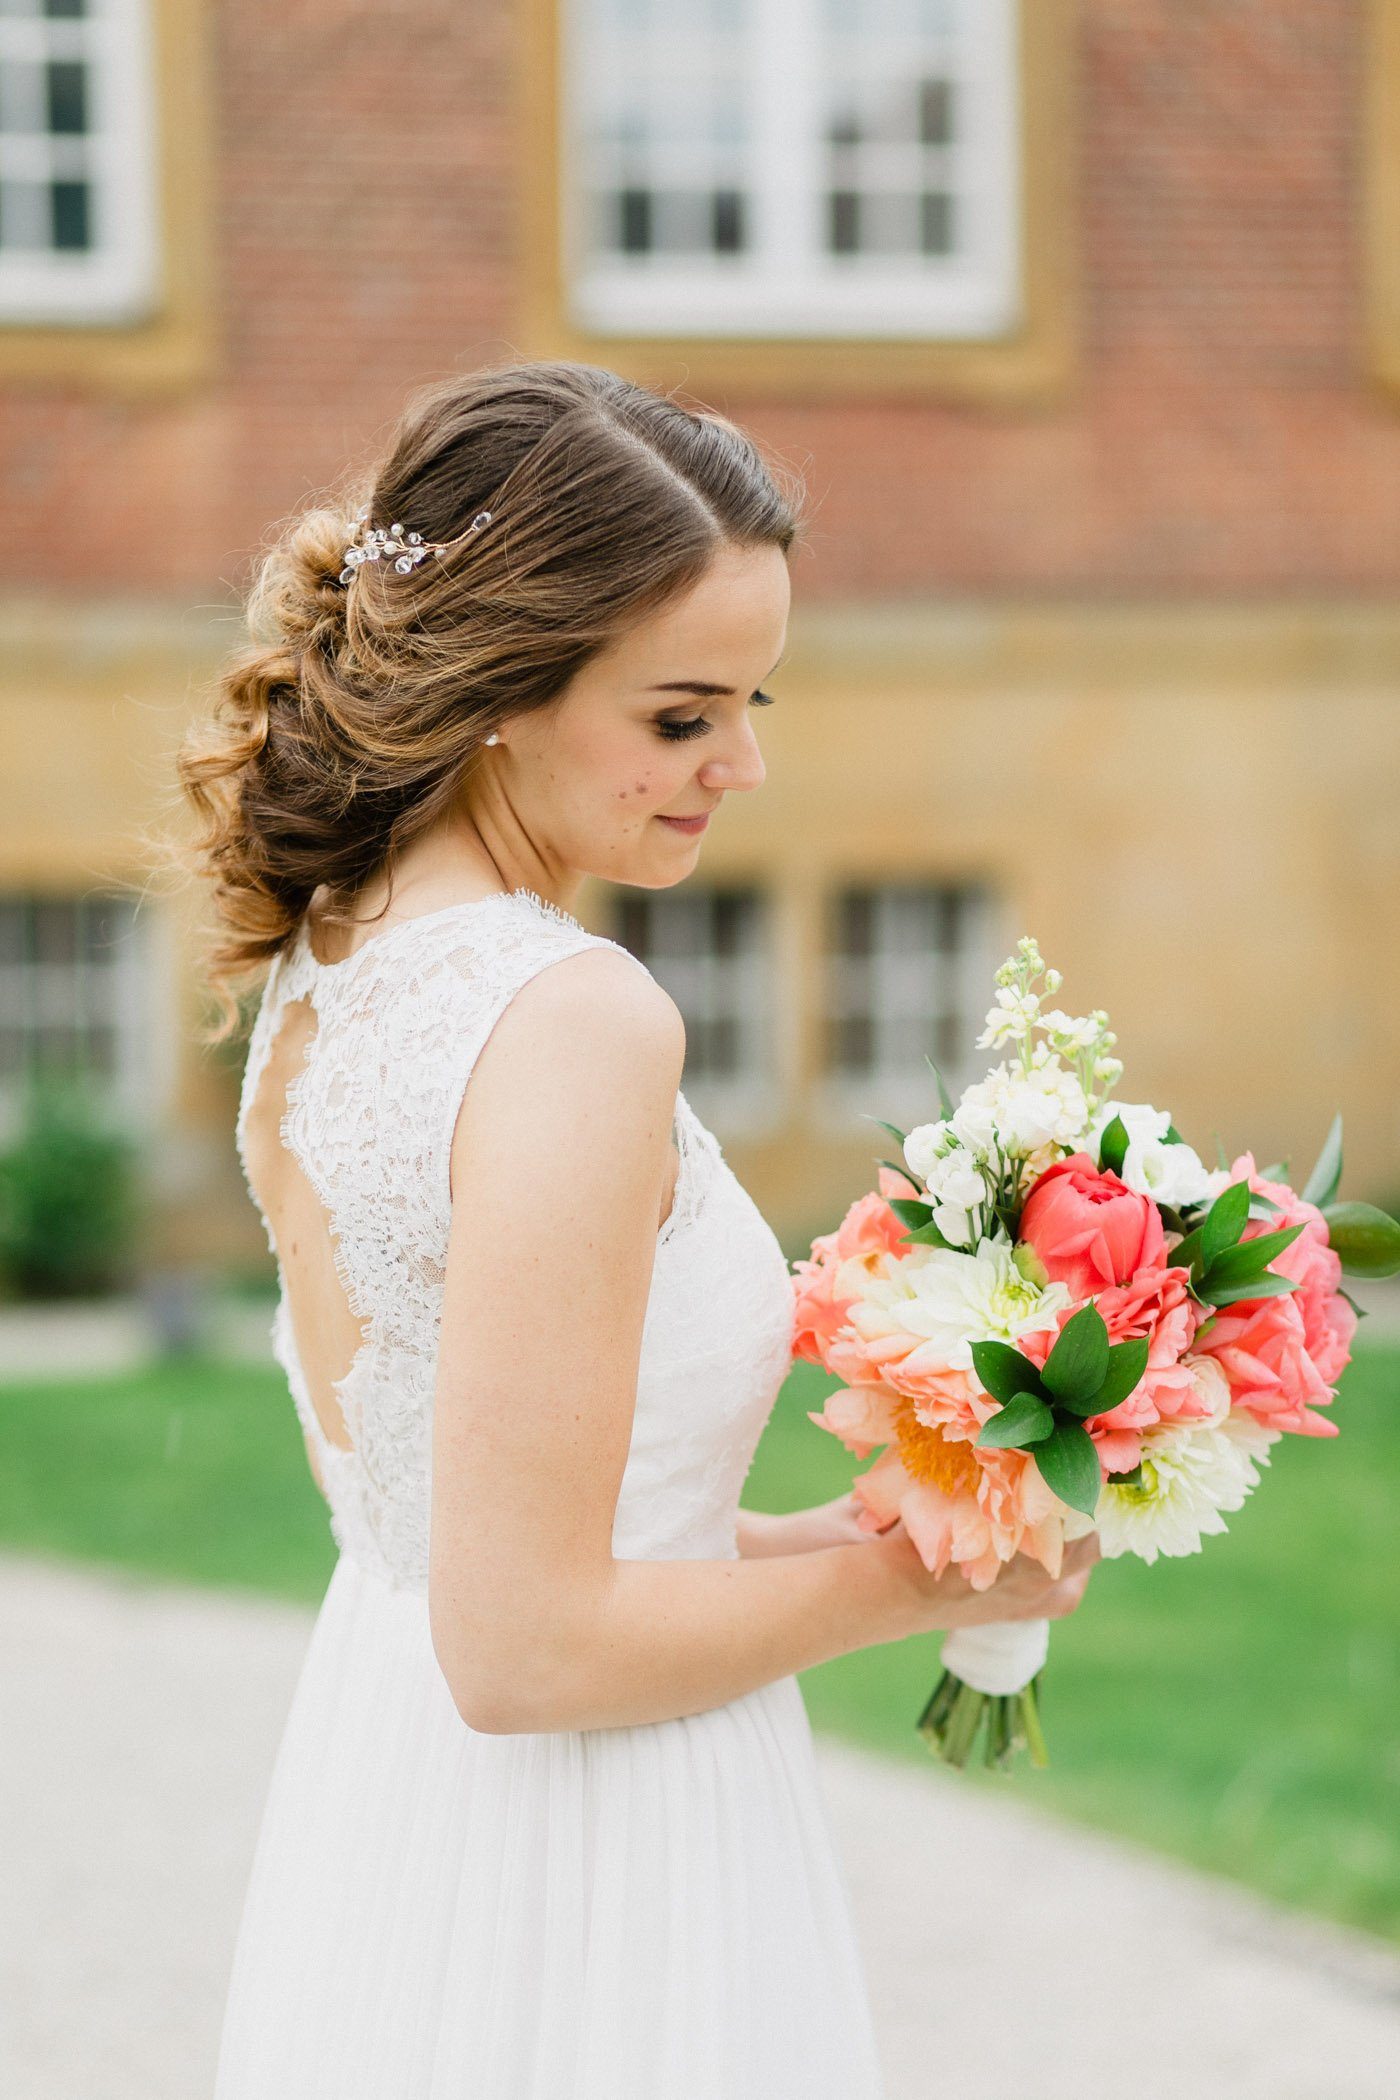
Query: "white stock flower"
902 1118 954 1184
1039 1007 1100 1052
1088 1099 1214 1208
1092 1414 1279 1564
995 1058 1090 1154
976 984 1041 1049
921 1149 993 1247
857 1238 1072 1374
950 1083 1001 1157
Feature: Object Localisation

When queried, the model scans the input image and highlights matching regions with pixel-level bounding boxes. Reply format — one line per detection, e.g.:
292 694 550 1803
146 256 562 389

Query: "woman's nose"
700 721 766 792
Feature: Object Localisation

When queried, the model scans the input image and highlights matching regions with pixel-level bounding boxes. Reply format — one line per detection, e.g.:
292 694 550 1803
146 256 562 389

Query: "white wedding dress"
214 885 887 2098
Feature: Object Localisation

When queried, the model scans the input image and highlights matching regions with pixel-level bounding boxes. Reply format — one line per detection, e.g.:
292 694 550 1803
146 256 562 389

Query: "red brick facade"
5 0 1397 601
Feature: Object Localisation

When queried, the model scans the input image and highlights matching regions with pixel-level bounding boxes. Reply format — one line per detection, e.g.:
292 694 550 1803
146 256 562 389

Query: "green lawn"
1 1333 1396 1944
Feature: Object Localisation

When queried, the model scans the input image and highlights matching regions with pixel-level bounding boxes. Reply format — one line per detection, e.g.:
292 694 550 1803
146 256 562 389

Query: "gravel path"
3 1549 1399 2099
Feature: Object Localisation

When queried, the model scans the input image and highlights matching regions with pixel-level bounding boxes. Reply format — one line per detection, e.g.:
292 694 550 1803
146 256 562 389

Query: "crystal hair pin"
337 503 494 584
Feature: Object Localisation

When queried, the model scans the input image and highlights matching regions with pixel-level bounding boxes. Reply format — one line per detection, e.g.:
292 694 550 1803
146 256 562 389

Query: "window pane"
0 0 160 321
571 0 753 267
608 885 769 1095
51 179 91 250
565 0 1019 336
45 58 88 134
0 891 146 1112
825 879 997 1095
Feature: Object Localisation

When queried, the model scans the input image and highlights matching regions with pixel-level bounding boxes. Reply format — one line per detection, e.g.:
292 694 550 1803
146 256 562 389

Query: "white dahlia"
1091 1414 1281 1564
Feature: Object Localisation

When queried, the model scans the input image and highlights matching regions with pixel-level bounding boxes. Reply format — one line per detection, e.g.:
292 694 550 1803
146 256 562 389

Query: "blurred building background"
1 0 1398 1281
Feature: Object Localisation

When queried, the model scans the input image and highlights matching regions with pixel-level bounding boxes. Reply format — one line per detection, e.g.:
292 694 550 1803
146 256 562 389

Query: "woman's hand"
872 1517 1101 1642
736 1493 879 1557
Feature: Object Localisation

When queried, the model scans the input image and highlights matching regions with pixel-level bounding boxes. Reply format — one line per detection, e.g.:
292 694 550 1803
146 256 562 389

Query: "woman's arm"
427 947 1088 1736
736 1495 874 1557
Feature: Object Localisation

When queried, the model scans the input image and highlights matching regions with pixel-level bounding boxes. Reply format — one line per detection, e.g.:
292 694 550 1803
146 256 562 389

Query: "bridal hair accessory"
483 733 500 745
337 503 494 585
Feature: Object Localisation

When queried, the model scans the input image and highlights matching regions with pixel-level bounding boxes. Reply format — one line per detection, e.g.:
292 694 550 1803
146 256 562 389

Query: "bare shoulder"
449 942 685 1192
505 940 685 1068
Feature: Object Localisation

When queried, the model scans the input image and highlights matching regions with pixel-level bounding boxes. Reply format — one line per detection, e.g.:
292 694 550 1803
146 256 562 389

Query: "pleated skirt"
213 1550 888 2099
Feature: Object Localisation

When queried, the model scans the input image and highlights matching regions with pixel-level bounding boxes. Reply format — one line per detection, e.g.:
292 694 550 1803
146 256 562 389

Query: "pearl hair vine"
336 502 495 585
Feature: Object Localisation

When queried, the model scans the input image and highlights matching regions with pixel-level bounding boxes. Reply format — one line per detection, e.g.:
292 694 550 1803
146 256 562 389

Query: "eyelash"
655 690 777 743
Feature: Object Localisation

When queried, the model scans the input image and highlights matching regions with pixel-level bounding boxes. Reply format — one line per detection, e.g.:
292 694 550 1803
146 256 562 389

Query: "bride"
177 357 1096 2098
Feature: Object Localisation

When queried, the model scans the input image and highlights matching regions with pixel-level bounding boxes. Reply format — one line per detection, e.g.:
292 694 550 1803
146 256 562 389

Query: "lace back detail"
235 888 728 1587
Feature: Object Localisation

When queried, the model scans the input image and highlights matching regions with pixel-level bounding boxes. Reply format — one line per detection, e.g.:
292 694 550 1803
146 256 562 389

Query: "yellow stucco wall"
3 594 1397 1268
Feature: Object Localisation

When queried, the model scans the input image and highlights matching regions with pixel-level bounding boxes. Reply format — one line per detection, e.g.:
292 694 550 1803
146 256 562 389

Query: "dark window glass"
618 187 652 254
828 190 859 254
918 78 954 146
712 188 744 254
920 190 953 255
46 59 88 134
52 180 91 251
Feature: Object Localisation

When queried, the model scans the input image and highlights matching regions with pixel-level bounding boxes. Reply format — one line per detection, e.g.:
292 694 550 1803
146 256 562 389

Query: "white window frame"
607 882 780 1135
816 878 1005 1133
0 889 156 1144
0 0 162 326
559 0 1021 339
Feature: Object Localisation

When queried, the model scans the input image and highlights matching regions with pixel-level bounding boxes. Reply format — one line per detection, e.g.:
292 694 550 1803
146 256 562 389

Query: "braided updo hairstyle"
174 359 806 1043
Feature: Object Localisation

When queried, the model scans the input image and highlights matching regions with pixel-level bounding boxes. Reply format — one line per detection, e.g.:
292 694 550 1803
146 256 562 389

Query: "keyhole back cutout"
241 994 365 1456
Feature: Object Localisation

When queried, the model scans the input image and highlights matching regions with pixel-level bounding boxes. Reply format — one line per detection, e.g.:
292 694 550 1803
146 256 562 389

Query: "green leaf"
1097 1113 1129 1178
1247 1192 1281 1219
969 1338 1045 1406
878 1159 913 1183
1031 1419 1103 1518
861 1114 909 1148
1163 1123 1186 1146
1301 1111 1344 1210
923 1055 955 1121
1203 1222 1305 1286
1258 1160 1291 1182
1321 1200 1400 1279
1064 1334 1150 1416
1201 1180 1251 1264
1213 1131 1229 1168
899 1220 959 1250
1170 1224 1204 1275
1040 1302 1111 1407
887 1197 934 1229
1338 1287 1368 1321
1197 1273 1302 1307
976 1391 1056 1449
1106 1459 1144 1486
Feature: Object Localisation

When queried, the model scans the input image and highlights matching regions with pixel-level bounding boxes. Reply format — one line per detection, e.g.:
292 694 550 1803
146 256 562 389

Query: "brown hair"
173 358 806 1042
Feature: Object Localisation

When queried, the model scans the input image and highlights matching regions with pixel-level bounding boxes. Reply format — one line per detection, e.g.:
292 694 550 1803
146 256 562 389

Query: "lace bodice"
235 886 797 1594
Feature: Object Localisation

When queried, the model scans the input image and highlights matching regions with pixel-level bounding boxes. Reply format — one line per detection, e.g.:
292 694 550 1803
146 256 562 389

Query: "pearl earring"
484 732 500 746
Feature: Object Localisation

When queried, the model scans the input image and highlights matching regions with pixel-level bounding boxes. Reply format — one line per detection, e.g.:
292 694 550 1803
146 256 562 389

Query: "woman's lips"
656 811 711 834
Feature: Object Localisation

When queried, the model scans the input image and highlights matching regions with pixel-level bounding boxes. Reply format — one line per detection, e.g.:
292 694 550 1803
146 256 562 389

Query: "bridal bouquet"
790 937 1400 1771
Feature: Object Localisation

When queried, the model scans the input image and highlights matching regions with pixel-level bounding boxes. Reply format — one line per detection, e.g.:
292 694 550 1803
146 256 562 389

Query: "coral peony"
847 1393 1067 1590
1224 1150 1357 1390
1192 1286 1340 1436
1020 1152 1166 1298
790 1165 916 1365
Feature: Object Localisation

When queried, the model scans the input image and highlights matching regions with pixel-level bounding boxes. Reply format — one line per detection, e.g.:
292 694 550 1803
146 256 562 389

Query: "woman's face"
475 540 790 893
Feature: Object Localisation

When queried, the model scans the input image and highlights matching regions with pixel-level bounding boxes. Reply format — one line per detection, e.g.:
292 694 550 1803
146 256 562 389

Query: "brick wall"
3 0 1396 599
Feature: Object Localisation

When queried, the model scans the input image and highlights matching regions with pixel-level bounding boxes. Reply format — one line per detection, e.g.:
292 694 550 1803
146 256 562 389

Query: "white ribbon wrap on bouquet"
939 1617 1050 1697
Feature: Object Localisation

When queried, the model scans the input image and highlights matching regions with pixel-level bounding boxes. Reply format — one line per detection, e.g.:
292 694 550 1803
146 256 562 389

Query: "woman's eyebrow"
647 680 737 697
646 655 787 699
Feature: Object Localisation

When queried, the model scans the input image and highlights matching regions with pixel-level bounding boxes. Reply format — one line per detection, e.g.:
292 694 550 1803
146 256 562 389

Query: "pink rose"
1020 1152 1167 1298
1224 1151 1357 1391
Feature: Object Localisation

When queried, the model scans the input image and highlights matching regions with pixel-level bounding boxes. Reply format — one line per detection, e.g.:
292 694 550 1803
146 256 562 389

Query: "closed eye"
655 690 777 743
